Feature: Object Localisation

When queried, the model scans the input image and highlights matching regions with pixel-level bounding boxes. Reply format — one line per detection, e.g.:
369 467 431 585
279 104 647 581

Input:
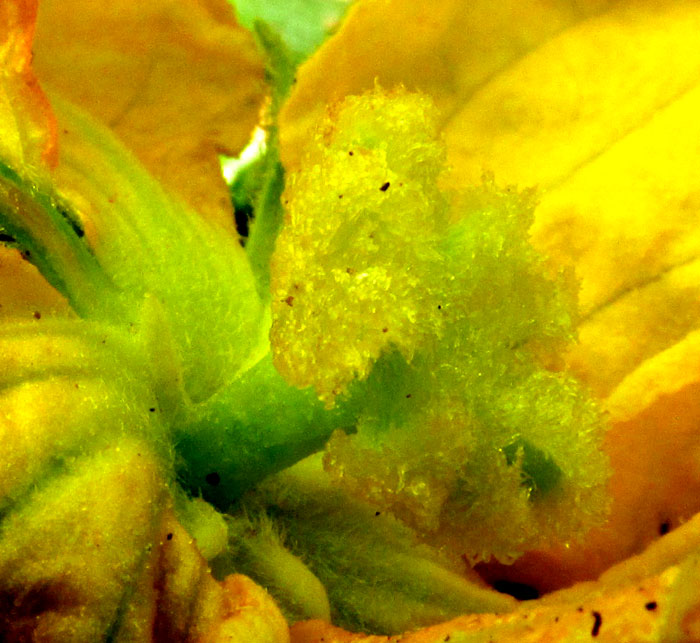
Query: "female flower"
2 0 700 641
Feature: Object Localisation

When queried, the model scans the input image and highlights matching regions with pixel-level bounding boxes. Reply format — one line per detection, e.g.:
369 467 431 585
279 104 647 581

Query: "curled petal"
33 0 265 231
0 0 57 168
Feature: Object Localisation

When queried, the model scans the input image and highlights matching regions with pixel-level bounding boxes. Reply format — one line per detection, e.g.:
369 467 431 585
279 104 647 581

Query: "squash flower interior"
2 0 700 641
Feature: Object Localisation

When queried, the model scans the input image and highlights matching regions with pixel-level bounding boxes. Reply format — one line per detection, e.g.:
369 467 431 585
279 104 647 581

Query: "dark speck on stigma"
205 472 221 486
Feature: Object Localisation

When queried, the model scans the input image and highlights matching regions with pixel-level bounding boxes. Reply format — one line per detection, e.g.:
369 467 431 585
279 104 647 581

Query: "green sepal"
230 0 350 65
243 23 296 300
254 21 297 118
228 456 516 635
244 157 285 299
213 509 332 623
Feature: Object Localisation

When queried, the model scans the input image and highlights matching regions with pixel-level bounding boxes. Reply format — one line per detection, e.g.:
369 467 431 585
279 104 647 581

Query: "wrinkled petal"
565 259 700 399
33 0 265 232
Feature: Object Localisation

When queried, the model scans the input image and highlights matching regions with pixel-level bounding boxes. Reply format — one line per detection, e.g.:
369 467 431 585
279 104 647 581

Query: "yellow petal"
281 0 700 400
32 0 265 232
279 0 617 171
443 1 700 397
0 246 72 320
565 258 700 399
